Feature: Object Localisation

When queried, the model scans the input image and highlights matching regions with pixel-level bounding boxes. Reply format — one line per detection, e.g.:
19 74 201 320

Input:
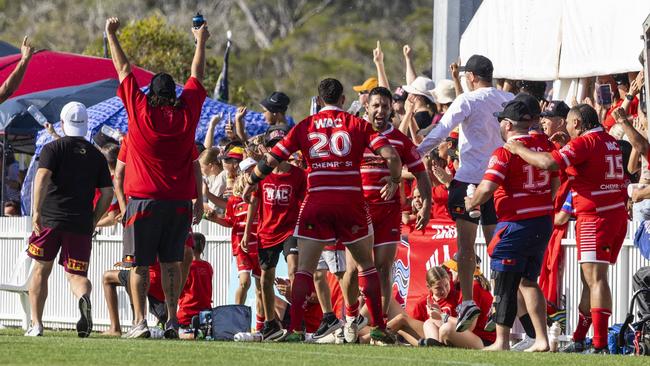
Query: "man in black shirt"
26 101 113 338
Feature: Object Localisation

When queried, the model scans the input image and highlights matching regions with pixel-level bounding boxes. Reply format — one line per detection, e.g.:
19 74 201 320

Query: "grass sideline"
1 329 648 366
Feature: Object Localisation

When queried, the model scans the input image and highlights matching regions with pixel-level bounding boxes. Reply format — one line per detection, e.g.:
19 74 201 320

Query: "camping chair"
0 250 33 330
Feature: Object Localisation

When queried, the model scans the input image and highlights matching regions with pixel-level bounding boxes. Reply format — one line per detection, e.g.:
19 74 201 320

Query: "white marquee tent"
459 0 650 81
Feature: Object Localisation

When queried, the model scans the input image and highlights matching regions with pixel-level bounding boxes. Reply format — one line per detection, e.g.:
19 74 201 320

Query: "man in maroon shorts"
27 101 113 337
244 78 402 343
106 17 207 339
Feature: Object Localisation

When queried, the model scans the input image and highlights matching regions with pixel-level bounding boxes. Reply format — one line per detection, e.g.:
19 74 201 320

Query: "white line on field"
213 343 495 366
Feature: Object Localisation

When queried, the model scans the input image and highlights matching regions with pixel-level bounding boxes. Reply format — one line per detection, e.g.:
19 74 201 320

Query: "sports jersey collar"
583 127 604 135
506 134 530 143
383 124 394 134
320 105 343 112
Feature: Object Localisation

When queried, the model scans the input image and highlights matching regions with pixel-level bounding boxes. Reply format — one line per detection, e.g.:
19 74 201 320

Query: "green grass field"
1 328 648 366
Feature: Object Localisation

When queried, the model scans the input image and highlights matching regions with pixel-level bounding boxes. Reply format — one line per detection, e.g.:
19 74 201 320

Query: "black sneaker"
312 314 343 340
455 301 481 332
483 310 496 332
164 320 179 339
76 295 93 338
261 320 287 342
583 347 609 355
560 340 586 353
418 338 445 347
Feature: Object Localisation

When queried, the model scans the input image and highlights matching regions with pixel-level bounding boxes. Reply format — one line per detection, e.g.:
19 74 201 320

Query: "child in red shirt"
178 233 213 327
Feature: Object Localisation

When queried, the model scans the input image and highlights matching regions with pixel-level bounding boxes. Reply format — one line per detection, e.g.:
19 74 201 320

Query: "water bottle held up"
192 12 205 29
347 100 362 116
466 184 481 218
101 125 122 141
27 105 48 126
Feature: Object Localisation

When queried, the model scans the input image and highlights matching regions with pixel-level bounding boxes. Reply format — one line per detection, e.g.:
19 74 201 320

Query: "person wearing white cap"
26 101 113 338
417 54 514 334
400 76 437 140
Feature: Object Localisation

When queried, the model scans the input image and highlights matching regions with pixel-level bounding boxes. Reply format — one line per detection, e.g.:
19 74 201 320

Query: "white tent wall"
458 0 563 81
459 0 649 81
559 0 648 78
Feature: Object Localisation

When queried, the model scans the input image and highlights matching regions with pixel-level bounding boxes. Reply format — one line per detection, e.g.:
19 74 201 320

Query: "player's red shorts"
576 209 627 264
294 194 373 245
369 203 401 247
236 248 261 277
27 227 92 276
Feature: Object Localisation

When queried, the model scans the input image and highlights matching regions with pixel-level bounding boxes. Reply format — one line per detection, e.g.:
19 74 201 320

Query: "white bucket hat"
431 79 456 104
402 76 436 103
60 101 88 137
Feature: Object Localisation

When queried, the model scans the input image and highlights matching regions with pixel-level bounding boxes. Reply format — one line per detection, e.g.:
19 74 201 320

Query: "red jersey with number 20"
484 135 555 222
361 124 425 204
270 106 390 203
550 127 626 216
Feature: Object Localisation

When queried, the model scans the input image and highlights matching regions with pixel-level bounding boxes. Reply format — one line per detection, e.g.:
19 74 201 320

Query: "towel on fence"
634 221 650 260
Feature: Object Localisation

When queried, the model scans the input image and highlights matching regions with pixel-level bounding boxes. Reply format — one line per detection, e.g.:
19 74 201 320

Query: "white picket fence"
1 217 649 334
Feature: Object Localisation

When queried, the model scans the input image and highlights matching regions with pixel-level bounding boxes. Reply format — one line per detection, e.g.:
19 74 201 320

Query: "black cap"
264 124 290 147
613 73 629 86
494 100 533 122
149 73 176 99
540 100 570 119
459 55 493 79
261 92 290 113
513 93 541 118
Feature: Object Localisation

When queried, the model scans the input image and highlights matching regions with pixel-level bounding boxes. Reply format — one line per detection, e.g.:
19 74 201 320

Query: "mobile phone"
640 86 647 115
596 83 613 106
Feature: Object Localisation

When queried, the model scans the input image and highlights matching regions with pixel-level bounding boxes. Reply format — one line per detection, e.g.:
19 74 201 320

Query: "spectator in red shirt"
102 262 167 337
106 17 208 339
178 233 213 327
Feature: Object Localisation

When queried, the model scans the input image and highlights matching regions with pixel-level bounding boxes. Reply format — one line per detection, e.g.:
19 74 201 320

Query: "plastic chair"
0 250 34 330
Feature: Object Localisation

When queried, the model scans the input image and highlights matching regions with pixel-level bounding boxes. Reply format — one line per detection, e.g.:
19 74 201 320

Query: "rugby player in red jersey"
243 78 402 343
243 124 306 341
345 86 431 338
505 104 627 354
466 100 558 351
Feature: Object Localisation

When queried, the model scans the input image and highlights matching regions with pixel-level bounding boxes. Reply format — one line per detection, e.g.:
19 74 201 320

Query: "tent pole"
1 133 5 217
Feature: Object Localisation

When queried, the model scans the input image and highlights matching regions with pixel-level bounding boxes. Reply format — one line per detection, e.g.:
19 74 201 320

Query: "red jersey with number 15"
270 106 390 204
550 127 626 216
484 135 556 222
361 124 425 204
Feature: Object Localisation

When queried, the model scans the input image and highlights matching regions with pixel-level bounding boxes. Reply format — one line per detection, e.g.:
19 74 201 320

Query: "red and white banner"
392 219 458 314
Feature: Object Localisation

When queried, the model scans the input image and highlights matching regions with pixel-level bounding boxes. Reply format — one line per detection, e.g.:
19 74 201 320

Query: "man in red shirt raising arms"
345 86 431 336
466 100 558 351
106 17 208 339
243 78 402 343
505 104 627 354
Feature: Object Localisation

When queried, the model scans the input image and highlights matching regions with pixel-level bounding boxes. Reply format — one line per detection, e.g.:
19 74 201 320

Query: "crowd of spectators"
4 12 650 355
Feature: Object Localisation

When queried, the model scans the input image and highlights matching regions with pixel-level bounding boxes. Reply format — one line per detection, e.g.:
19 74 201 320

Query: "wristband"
626 94 634 101
257 158 274 176
249 171 263 184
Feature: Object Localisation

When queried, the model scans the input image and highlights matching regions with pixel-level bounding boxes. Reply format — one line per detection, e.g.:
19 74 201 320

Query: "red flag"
539 223 567 314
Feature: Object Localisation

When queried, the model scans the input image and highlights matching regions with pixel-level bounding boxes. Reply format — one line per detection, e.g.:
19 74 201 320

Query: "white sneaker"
511 335 536 351
343 318 358 343
25 324 43 337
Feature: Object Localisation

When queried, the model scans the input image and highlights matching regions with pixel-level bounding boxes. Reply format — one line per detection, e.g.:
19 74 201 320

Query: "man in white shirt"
417 54 513 333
